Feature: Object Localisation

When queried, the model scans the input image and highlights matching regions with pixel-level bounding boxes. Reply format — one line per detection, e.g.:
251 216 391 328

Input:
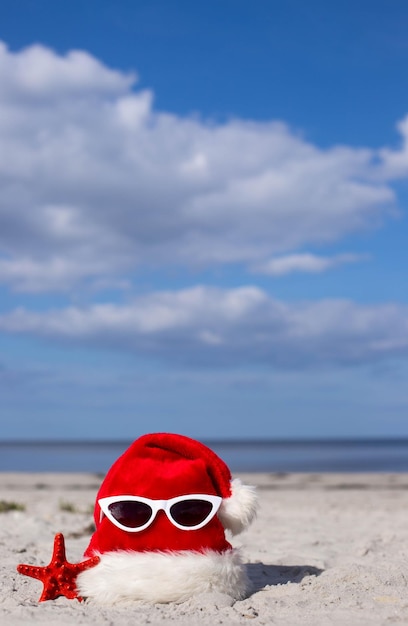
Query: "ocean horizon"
1 438 408 473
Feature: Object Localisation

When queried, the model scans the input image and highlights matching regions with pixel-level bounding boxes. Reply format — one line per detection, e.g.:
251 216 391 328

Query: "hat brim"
77 548 250 604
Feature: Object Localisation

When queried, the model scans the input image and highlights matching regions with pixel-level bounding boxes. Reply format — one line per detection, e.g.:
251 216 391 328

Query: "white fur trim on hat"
218 478 258 536
77 548 250 604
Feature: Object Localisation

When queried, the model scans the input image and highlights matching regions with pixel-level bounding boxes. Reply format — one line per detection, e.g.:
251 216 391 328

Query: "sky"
0 0 408 441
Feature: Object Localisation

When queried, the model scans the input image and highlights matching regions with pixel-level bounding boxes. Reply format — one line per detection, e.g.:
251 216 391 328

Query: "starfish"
17 533 100 602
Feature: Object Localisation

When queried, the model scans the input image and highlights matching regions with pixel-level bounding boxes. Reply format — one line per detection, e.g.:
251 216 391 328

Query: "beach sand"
1 472 408 625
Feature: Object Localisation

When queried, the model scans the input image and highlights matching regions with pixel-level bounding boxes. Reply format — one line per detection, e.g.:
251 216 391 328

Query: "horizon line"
1 437 408 446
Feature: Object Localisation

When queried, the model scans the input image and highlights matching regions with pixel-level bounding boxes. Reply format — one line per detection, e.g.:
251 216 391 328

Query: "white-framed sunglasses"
98 494 222 532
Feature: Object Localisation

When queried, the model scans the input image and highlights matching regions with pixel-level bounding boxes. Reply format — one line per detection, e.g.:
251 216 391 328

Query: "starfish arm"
17 564 47 581
51 532 67 564
72 555 101 574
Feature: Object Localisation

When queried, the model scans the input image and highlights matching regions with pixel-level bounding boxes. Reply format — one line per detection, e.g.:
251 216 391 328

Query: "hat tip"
219 478 258 536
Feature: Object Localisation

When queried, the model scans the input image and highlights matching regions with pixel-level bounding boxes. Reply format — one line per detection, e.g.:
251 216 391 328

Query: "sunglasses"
98 494 222 532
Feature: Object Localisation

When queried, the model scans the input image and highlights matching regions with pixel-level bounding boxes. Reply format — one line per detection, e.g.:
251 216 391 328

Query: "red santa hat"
77 433 258 604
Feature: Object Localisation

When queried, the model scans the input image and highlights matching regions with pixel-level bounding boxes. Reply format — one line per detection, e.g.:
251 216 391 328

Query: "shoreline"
1 472 408 625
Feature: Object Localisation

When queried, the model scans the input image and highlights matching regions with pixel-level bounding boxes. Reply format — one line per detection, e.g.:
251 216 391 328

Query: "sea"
1 439 408 473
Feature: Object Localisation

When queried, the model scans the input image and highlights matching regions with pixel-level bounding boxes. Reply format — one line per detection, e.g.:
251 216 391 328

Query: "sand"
1 471 408 625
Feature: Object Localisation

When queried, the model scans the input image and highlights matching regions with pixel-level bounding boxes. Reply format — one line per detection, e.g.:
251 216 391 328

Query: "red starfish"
17 533 100 602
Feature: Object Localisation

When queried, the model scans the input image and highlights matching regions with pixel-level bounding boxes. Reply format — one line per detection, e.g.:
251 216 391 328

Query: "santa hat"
77 433 257 604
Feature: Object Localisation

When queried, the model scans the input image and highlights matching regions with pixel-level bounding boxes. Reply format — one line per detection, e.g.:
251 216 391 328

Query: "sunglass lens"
108 501 152 528
170 499 213 527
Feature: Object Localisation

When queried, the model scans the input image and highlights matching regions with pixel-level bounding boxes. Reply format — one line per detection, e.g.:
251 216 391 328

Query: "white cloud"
0 42 405 292
0 41 134 97
253 252 367 276
1 286 408 369
379 115 408 179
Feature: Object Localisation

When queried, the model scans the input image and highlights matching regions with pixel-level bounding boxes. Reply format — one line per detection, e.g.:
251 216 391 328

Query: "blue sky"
0 0 408 440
